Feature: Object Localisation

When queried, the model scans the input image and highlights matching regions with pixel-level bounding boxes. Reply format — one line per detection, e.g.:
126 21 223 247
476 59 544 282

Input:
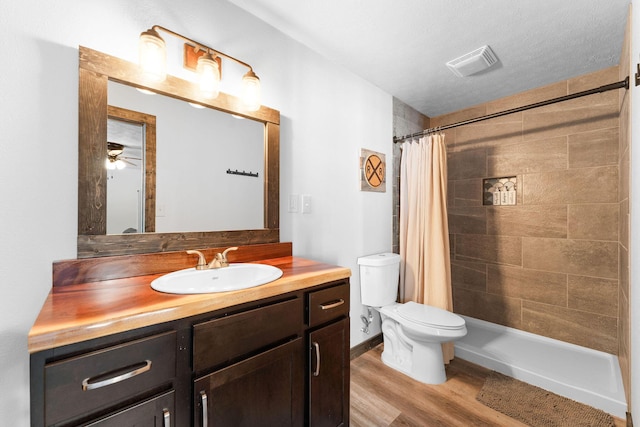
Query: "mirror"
78 47 280 258
107 82 265 233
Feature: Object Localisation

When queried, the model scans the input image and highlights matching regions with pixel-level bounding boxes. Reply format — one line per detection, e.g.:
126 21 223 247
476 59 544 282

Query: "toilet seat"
396 301 465 330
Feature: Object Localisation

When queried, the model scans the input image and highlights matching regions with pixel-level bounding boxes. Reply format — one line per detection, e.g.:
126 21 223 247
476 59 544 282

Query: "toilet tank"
358 253 401 307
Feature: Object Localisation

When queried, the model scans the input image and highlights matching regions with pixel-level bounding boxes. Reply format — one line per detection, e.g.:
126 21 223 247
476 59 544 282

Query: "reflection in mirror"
107 116 145 234
107 105 157 234
107 82 264 233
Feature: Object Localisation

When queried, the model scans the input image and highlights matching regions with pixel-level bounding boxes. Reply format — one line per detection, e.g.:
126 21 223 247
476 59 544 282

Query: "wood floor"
350 344 626 427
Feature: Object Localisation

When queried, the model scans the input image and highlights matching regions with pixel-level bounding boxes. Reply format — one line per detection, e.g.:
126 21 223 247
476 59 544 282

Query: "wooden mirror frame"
78 46 279 258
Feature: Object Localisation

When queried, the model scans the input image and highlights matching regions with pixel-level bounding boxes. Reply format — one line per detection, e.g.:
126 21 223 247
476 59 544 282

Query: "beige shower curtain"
399 133 454 363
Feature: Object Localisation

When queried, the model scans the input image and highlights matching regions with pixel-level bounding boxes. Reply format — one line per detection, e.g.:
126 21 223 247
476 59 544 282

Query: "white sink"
151 263 283 294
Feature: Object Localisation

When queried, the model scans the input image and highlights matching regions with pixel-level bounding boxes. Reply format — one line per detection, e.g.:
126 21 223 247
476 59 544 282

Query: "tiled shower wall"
431 66 621 354
617 6 631 408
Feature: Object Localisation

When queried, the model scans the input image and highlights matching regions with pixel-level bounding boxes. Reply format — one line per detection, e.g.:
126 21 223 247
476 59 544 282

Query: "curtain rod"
393 76 629 143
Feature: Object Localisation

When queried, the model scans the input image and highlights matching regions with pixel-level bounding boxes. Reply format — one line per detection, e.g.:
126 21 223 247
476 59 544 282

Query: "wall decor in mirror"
78 47 280 258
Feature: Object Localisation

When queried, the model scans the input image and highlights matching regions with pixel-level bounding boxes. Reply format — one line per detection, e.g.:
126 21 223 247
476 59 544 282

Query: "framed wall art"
360 148 386 192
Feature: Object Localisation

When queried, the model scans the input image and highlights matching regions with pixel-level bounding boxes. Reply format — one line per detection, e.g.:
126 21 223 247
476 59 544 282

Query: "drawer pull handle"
81 360 152 391
312 341 321 376
163 409 171 427
320 299 344 310
200 391 208 427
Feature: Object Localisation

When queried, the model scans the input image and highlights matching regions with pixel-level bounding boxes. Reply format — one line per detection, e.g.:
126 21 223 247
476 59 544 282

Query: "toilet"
358 252 467 384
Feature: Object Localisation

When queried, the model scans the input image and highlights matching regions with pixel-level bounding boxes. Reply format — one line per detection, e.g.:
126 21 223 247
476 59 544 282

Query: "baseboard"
350 333 383 360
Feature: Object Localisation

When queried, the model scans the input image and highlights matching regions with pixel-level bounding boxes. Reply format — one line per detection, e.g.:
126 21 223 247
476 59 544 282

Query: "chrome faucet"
208 246 238 269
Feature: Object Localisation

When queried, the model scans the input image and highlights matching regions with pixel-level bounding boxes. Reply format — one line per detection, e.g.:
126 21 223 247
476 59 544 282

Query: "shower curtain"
399 133 454 363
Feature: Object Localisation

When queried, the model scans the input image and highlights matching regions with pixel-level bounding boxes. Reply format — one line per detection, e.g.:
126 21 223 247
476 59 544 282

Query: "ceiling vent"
446 45 498 77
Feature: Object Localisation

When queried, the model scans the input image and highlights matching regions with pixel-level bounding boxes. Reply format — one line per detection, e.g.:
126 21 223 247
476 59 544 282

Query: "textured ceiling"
227 0 630 117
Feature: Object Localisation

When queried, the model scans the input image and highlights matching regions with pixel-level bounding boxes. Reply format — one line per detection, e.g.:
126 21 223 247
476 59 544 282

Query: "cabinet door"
309 317 350 427
194 338 304 427
86 390 174 427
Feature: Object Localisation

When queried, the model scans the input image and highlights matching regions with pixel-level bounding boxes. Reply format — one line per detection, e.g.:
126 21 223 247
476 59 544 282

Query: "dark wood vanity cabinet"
307 283 350 427
192 296 306 427
31 329 180 426
31 279 349 427
192 280 350 427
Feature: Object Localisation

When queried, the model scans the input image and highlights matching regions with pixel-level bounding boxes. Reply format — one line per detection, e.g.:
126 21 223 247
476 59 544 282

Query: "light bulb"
242 70 261 111
106 158 115 170
139 28 166 83
115 159 126 170
197 53 220 99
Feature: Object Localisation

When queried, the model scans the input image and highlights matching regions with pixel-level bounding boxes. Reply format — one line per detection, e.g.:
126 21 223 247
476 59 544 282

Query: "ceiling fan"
106 142 141 170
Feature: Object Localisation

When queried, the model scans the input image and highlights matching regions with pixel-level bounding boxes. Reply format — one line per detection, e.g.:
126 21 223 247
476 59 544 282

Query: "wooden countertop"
28 256 351 354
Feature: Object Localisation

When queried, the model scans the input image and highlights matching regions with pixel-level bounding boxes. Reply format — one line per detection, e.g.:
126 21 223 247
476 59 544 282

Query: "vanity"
29 243 351 426
31 42 352 425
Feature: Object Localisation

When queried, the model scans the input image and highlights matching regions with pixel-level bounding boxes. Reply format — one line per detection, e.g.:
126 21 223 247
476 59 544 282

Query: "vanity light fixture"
138 28 167 83
196 52 220 99
241 69 261 112
138 25 262 111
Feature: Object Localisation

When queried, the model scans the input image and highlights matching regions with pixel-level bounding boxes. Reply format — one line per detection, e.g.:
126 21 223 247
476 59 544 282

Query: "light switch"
288 194 299 213
301 194 312 214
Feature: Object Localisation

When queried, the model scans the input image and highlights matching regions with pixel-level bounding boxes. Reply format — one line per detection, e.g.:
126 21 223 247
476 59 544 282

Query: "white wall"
0 0 393 424
630 0 640 419
277 46 393 346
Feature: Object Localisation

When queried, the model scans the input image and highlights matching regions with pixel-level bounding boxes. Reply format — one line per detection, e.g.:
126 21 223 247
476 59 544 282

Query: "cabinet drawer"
44 331 176 426
86 390 175 427
193 298 303 373
308 282 349 328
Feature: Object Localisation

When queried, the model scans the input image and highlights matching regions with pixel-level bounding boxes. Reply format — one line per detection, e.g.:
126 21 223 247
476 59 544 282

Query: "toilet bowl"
358 253 467 384
378 302 466 384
